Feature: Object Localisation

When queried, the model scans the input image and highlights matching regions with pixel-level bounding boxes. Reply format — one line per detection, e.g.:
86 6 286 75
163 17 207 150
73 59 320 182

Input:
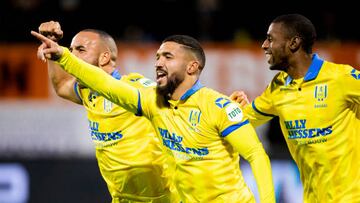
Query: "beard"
156 73 184 102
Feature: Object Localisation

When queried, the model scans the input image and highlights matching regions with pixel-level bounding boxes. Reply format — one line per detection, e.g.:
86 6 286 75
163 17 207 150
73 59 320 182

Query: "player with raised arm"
37 21 178 203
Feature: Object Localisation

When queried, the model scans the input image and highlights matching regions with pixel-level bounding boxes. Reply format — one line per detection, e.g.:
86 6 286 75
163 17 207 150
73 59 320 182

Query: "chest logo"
103 99 113 112
189 109 201 127
314 84 328 101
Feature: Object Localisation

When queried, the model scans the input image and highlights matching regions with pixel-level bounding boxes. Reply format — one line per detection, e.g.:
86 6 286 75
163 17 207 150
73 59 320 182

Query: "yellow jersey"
75 70 176 202
57 47 275 203
245 54 360 202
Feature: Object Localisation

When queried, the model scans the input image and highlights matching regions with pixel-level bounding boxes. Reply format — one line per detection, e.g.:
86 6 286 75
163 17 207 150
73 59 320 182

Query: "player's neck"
171 77 197 100
101 65 115 75
287 53 312 79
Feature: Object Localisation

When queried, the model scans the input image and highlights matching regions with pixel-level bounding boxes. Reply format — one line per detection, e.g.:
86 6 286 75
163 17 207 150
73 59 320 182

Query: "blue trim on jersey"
180 80 204 100
252 101 276 117
111 69 122 80
135 90 142 116
304 54 324 81
221 120 250 137
73 82 83 102
285 75 292 86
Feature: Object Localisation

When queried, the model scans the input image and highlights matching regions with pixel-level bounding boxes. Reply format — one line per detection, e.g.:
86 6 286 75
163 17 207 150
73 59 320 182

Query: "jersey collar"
111 69 121 80
285 53 324 84
180 80 204 101
304 54 324 81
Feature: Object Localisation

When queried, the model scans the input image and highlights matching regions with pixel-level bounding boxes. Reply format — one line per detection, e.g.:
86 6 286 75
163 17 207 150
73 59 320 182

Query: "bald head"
81 29 118 64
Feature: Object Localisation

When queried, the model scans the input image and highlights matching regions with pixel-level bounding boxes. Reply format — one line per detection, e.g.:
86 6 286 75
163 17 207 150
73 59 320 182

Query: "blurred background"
0 0 359 202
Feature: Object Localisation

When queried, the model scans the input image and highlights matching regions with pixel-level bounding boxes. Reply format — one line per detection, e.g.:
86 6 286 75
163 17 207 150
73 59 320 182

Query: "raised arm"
38 21 81 104
31 31 141 114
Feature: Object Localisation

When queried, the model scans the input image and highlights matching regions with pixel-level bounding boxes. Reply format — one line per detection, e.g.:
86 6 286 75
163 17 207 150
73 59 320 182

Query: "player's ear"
99 51 111 66
289 36 301 52
187 61 200 75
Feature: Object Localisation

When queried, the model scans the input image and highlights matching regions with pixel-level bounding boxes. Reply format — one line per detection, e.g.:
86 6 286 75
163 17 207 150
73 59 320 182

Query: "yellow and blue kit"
57 47 275 203
245 54 360 202
74 70 176 202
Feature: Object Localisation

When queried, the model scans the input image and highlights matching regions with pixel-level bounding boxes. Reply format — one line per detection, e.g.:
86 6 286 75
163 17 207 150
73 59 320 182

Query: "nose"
155 58 163 68
261 40 269 50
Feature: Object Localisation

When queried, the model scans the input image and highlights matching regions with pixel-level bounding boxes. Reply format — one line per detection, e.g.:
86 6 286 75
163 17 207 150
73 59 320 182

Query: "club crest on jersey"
314 84 328 108
189 109 201 127
103 99 113 112
314 84 328 101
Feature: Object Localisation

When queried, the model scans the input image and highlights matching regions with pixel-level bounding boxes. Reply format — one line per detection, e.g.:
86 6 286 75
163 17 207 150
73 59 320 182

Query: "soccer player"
231 14 360 202
37 21 178 203
32 31 276 202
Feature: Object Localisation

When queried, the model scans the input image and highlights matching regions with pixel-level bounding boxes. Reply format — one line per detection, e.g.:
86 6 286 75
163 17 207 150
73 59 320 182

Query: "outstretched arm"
31 31 141 114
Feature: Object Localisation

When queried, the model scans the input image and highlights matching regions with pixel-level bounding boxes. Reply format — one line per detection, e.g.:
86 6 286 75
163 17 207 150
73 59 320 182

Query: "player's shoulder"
201 88 245 122
266 71 285 92
197 87 225 100
199 87 234 108
123 72 145 80
322 61 359 80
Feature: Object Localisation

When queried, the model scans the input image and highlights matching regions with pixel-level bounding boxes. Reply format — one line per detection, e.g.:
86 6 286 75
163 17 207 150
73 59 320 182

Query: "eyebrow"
72 45 85 49
156 51 173 57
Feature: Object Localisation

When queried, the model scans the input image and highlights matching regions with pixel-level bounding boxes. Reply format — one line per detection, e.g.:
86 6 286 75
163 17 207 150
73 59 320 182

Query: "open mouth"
156 70 167 83
265 52 272 63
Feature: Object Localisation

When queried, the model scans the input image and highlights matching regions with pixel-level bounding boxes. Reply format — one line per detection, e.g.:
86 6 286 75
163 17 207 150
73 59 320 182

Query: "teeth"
157 71 166 77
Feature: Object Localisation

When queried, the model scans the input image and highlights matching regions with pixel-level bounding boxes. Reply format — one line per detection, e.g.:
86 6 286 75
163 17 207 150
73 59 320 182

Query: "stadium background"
0 0 359 202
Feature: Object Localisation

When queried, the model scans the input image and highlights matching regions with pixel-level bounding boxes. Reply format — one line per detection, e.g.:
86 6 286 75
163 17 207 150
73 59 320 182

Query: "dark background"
1 0 359 45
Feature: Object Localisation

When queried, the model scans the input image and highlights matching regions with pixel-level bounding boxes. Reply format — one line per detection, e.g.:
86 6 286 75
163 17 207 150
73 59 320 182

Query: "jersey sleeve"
122 73 157 118
212 96 275 203
245 84 277 127
340 65 360 104
73 82 83 103
57 47 150 117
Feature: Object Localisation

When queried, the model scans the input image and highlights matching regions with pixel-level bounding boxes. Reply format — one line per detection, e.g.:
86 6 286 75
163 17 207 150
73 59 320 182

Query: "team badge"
189 109 201 127
314 84 328 101
103 99 113 112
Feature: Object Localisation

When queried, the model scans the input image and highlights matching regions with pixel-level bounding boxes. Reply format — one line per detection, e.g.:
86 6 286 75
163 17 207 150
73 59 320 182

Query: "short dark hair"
272 14 316 54
163 35 206 71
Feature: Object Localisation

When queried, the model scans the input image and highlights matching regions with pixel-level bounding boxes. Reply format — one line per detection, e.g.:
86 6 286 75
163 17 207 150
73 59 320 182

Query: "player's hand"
38 21 63 42
230 91 249 108
31 31 64 62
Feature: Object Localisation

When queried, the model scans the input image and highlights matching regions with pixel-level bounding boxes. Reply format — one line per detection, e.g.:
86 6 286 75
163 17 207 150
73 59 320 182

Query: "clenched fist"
38 21 63 42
